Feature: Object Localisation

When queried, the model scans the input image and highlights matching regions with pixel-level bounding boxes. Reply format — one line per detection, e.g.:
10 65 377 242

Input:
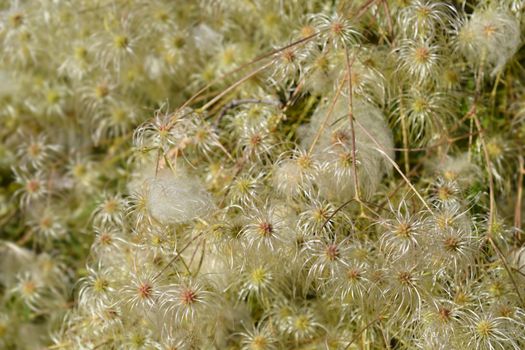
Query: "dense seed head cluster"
1 0 525 349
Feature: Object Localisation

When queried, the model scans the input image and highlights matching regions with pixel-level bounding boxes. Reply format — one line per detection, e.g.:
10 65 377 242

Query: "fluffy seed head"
146 168 213 225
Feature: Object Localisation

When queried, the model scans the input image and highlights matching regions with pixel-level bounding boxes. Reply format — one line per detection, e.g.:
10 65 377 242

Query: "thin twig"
353 0 379 19
282 76 307 113
515 156 524 240
472 113 495 235
201 62 273 112
320 198 355 233
177 32 322 113
195 238 207 276
398 87 410 174
487 237 525 306
154 231 206 279
354 118 432 212
382 0 394 38
308 76 346 153
343 43 361 201
344 316 381 350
